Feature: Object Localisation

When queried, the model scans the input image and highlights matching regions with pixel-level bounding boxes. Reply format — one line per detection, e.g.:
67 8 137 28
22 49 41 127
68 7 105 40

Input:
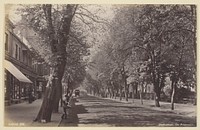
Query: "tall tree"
14 4 110 121
36 4 77 122
132 5 196 107
16 4 77 122
105 5 196 107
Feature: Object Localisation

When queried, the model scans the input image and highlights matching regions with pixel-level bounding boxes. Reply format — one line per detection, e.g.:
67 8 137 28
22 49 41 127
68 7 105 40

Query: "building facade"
4 18 49 105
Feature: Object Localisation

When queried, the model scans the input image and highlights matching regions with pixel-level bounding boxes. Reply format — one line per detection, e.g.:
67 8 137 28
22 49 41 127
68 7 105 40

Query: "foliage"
85 4 196 106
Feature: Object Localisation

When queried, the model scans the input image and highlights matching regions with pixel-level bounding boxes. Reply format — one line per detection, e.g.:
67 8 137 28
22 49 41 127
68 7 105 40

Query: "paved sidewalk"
4 95 196 127
103 96 196 117
59 95 196 127
4 99 63 127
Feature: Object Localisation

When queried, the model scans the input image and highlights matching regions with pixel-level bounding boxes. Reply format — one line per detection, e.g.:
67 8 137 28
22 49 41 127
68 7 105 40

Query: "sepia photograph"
2 1 198 128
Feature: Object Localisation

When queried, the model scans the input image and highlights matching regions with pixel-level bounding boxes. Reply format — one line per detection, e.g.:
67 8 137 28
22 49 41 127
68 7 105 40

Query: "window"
19 47 21 60
4 70 7 94
23 50 28 64
29 57 32 67
5 33 8 51
15 44 18 59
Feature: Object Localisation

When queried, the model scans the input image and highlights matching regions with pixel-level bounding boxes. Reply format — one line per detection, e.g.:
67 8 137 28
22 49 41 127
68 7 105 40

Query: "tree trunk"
114 89 117 99
52 46 67 112
52 66 65 112
171 80 177 110
140 82 143 105
152 72 161 107
171 87 175 110
111 88 114 98
34 69 57 122
52 79 62 113
34 4 76 122
119 85 122 101
154 92 160 107
109 89 111 98
124 81 128 102
132 84 134 103
154 82 161 107
135 83 138 96
140 92 143 105
125 90 128 101
109 88 112 98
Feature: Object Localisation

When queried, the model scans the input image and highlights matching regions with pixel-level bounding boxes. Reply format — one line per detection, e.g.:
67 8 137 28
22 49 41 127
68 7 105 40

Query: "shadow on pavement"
59 95 196 127
75 95 196 127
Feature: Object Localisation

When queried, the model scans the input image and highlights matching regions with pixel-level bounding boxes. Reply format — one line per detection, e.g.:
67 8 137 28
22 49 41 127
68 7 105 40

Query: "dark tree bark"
170 78 177 110
131 83 135 103
139 82 144 105
170 35 186 110
152 71 161 107
153 74 165 107
119 84 123 101
150 51 165 107
124 83 129 102
34 69 57 122
111 81 116 99
34 4 77 122
152 69 161 107
121 66 128 102
52 59 66 112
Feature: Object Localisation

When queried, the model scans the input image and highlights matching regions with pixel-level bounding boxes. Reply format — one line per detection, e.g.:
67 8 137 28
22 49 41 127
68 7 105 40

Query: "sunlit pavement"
59 95 196 127
4 99 42 127
4 99 62 127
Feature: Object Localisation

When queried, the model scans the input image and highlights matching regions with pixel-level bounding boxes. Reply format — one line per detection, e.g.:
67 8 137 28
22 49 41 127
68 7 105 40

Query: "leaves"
85 4 196 99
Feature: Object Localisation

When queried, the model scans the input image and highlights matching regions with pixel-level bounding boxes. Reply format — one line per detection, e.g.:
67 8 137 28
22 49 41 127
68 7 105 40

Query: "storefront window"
14 84 19 99
4 70 9 100
5 33 8 51
4 70 7 93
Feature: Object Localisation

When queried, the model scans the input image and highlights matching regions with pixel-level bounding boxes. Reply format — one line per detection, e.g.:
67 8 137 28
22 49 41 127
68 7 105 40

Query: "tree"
107 6 134 101
168 28 195 110
104 5 196 107
36 4 77 122
13 4 110 122
86 5 196 109
15 4 77 122
131 5 196 107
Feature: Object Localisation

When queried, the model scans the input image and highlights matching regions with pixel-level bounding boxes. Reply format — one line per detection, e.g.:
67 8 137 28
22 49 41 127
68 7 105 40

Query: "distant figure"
62 94 71 119
75 90 80 97
28 88 33 103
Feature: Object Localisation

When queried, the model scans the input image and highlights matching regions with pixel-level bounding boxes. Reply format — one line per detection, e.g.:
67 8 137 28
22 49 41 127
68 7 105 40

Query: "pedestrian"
62 94 71 119
28 88 33 103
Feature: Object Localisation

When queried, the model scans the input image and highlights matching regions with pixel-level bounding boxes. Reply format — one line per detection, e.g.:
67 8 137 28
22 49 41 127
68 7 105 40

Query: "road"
59 95 196 127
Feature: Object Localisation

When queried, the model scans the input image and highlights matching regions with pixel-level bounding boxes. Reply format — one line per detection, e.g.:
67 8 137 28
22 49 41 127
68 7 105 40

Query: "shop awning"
4 60 33 83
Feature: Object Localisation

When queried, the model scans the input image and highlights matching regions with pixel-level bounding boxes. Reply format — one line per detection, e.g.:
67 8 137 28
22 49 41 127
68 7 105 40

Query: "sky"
6 4 115 67
5 4 22 23
6 4 114 23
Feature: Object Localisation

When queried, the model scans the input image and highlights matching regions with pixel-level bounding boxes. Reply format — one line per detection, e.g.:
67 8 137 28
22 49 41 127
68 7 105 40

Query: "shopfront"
4 60 32 105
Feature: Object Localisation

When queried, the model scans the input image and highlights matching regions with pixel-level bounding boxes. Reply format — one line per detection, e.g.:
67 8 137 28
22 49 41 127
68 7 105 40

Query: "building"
4 18 49 105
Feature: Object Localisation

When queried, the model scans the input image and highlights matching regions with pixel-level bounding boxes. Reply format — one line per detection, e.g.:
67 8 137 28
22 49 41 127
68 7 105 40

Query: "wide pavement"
59 95 196 127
